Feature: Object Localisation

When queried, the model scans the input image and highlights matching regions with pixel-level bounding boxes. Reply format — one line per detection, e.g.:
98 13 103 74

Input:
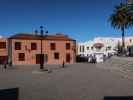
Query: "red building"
6 33 76 65
0 38 8 64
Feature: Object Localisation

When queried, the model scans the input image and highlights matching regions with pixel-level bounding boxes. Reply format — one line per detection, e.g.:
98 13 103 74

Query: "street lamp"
39 26 48 70
40 26 44 70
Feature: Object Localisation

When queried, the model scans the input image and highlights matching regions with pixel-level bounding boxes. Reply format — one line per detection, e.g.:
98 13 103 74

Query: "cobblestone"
0 62 133 100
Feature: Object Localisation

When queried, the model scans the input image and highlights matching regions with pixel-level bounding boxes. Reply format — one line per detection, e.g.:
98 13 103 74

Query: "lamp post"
40 26 44 70
39 26 48 70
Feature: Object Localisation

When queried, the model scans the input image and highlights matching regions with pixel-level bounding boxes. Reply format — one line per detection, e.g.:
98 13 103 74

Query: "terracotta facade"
0 38 8 64
8 33 76 65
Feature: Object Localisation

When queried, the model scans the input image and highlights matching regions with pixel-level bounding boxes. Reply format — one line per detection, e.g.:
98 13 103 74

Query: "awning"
93 43 104 48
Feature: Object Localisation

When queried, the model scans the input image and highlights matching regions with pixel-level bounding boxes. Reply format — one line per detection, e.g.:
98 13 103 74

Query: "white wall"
78 37 133 56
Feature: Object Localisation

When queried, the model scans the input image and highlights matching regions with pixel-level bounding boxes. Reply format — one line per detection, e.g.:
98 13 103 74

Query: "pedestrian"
103 54 106 61
62 60 65 68
3 61 7 71
0 64 2 70
93 55 96 64
4 63 7 70
90 54 93 63
1 64 6 72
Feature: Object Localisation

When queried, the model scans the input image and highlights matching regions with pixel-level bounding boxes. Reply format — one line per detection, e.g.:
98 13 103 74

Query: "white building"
78 37 118 56
78 37 133 62
78 40 94 56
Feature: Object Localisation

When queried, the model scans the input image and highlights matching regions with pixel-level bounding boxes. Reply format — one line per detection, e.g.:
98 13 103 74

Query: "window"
91 47 93 50
82 46 85 52
66 53 70 63
0 42 6 49
87 46 89 50
50 43 56 50
130 39 132 43
15 42 21 50
80 46 82 52
106 46 111 50
107 46 111 50
31 43 37 50
18 53 25 61
54 52 59 59
66 43 70 50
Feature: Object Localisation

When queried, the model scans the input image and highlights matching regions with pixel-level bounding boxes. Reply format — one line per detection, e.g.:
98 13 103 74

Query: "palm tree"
109 3 131 55
127 3 133 26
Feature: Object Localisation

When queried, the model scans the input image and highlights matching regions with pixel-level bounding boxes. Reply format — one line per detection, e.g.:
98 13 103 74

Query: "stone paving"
96 56 133 80
0 61 133 100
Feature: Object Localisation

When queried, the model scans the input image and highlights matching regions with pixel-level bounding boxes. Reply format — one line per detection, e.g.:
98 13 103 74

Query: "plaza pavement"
0 60 133 100
96 56 133 80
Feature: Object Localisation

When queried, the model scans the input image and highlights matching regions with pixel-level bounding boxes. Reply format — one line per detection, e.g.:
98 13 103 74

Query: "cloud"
0 35 3 38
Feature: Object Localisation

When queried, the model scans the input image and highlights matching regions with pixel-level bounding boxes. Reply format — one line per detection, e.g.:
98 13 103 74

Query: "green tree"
127 3 133 26
109 3 132 55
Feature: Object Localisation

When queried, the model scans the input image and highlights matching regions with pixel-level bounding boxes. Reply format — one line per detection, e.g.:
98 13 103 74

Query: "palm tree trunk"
121 26 125 55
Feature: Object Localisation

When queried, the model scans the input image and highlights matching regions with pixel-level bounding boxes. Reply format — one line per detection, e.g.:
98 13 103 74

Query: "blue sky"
0 0 132 42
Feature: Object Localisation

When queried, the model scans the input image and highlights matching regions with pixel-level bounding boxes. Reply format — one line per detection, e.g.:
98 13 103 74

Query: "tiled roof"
9 33 75 41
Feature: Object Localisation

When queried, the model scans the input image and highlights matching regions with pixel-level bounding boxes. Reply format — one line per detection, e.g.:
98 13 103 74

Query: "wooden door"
36 54 48 64
0 56 7 64
36 54 44 64
66 53 71 63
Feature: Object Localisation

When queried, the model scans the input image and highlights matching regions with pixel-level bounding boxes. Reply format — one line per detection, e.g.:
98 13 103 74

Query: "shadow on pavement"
103 96 133 100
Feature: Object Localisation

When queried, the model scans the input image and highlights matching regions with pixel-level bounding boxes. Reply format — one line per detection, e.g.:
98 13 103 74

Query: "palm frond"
108 3 131 30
